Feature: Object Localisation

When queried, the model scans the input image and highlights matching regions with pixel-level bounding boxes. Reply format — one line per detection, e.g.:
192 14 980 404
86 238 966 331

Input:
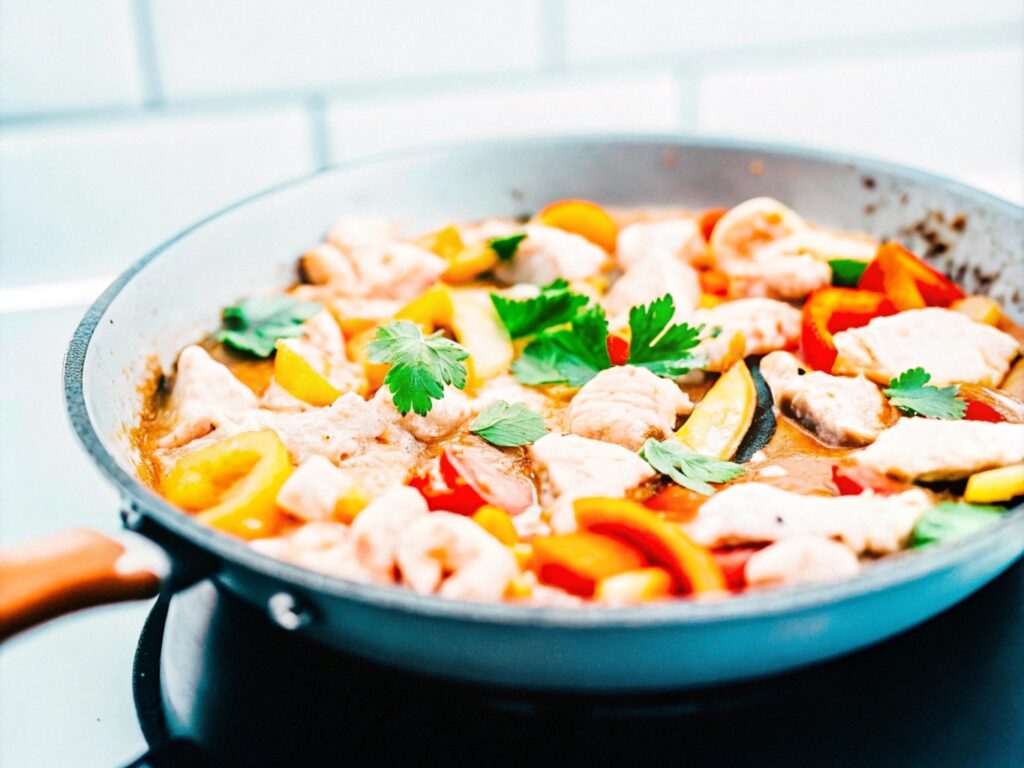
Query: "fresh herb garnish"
489 233 527 261
490 279 589 339
511 304 612 387
829 259 869 287
214 296 322 358
366 320 469 417
639 438 745 496
911 502 1005 547
470 400 549 447
883 367 966 419
626 294 705 377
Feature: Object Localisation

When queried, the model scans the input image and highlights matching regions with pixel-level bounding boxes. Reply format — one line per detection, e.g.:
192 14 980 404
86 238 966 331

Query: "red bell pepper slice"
801 287 897 371
409 450 487 515
606 334 630 366
831 464 908 496
964 400 1005 423
858 242 964 310
698 207 728 242
711 545 764 591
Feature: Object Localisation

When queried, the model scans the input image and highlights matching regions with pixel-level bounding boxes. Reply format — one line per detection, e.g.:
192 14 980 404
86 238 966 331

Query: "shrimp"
349 487 428 583
396 512 518 602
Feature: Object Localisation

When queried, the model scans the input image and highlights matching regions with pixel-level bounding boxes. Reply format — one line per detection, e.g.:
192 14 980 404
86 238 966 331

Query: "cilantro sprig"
490 279 589 340
883 367 966 420
640 438 745 496
512 304 612 387
470 400 548 447
626 294 705 377
489 233 527 261
911 502 1005 547
215 296 322 358
367 320 469 416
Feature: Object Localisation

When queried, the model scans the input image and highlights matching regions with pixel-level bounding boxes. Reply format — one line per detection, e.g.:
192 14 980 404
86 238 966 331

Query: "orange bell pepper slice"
472 505 519 545
531 531 646 597
697 207 728 242
644 485 706 524
800 287 897 371
857 241 964 310
536 199 618 252
574 498 725 595
595 567 674 605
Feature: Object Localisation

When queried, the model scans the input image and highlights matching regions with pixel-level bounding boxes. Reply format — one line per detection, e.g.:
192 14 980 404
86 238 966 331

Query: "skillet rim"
64 133 1024 629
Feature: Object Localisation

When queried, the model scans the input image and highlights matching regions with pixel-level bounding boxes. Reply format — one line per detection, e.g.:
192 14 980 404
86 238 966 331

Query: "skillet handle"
0 529 170 642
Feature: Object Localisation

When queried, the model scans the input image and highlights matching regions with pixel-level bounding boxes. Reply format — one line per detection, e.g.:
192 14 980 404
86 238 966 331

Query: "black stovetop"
129 559 1023 768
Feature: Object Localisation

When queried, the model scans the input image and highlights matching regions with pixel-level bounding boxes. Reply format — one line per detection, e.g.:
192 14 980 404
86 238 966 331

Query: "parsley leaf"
639 438 745 496
214 296 322 358
366 320 469 416
911 502 1005 547
490 279 590 339
626 294 705 377
512 304 612 387
829 259 869 287
489 233 527 261
883 367 966 419
470 400 549 447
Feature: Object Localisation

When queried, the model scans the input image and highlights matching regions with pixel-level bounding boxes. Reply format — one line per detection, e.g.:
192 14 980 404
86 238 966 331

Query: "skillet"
3 136 1023 690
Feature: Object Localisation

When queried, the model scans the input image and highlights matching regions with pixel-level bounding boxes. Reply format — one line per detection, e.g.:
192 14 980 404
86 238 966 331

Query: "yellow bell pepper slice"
448 288 513 385
964 463 1024 503
674 359 756 460
273 340 343 407
394 284 454 331
595 567 674 605
164 430 293 540
416 224 465 260
951 295 1002 326
346 327 389 394
471 505 519 545
536 199 618 252
443 241 500 284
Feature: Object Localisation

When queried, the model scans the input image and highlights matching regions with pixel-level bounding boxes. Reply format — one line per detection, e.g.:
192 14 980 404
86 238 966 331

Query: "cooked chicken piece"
615 219 705 271
757 228 877 264
602 254 701 330
832 308 1020 387
779 372 891 447
303 218 447 301
853 418 1024 481
373 385 473 442
159 346 259 449
396 512 519 602
339 429 427 497
494 224 608 285
709 197 805 263
529 433 656 533
251 522 370 582
276 456 363 523
692 298 802 369
301 310 347 360
744 536 860 586
759 350 807 403
723 252 831 300
349 486 429 584
563 366 693 450
686 482 931 554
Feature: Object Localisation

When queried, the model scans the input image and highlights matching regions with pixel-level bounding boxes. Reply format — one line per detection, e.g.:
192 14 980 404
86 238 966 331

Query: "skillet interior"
64 136 1024 686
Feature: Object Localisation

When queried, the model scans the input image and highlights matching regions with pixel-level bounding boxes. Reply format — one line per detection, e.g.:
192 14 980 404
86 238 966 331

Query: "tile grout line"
130 0 166 107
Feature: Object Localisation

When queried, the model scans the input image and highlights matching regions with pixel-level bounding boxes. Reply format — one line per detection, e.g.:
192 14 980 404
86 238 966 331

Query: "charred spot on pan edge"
861 175 877 190
864 203 877 215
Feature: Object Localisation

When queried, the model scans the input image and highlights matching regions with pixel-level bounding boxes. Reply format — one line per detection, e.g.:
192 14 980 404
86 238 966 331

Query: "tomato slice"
801 287 897 371
858 242 964 310
698 207 728 242
606 334 630 366
411 446 535 516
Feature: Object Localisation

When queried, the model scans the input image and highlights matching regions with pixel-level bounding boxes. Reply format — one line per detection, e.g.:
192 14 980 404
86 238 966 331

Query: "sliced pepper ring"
800 287 897 371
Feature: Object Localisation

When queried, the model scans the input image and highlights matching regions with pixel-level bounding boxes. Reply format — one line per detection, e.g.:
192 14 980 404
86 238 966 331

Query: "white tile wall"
326 73 687 162
148 0 546 100
565 0 1024 62
0 0 145 115
0 106 316 286
697 46 1024 203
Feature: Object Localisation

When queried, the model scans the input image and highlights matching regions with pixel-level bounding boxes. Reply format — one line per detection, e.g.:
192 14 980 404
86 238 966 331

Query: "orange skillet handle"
0 529 170 642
